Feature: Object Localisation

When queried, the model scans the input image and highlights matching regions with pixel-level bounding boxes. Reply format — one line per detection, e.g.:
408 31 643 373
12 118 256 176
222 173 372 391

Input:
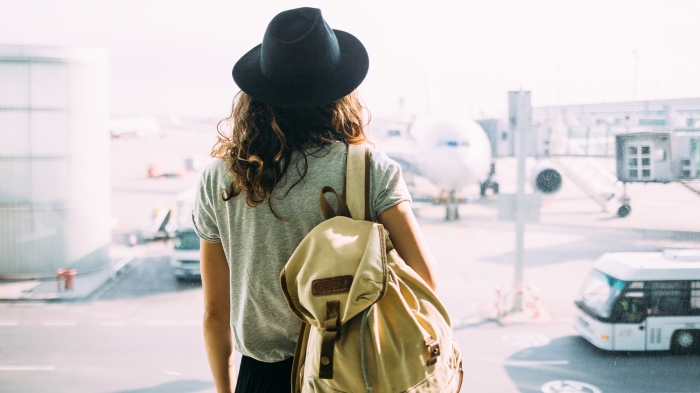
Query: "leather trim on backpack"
319 301 341 379
312 276 354 296
319 186 351 219
424 336 441 366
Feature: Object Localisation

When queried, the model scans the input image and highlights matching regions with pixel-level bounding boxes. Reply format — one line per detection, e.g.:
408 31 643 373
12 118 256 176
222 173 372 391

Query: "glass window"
642 169 651 177
692 282 700 309
642 158 650 166
629 158 638 166
649 281 689 316
612 294 647 323
641 146 650 154
630 170 638 177
577 270 625 319
174 230 201 250
629 146 638 155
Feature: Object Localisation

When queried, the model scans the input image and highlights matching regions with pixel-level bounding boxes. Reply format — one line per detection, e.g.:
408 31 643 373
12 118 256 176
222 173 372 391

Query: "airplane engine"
532 160 562 194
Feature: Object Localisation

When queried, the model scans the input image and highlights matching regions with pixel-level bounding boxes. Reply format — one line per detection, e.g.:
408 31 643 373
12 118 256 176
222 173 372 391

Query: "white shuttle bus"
575 249 700 352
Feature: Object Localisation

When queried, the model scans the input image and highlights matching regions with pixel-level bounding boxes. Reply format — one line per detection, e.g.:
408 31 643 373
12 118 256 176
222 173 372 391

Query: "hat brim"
232 30 369 108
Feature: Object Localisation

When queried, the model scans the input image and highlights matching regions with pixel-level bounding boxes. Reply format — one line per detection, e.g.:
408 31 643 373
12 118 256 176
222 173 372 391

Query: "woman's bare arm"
377 201 438 290
200 239 234 393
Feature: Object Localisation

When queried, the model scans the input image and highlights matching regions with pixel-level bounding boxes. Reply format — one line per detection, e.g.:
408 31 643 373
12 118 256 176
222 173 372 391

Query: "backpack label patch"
312 276 354 296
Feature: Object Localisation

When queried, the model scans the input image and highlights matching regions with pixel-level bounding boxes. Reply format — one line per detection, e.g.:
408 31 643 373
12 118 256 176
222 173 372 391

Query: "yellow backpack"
280 144 462 393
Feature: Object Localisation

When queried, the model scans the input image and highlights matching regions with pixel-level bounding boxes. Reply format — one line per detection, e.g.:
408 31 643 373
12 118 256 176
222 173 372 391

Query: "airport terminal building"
479 97 700 180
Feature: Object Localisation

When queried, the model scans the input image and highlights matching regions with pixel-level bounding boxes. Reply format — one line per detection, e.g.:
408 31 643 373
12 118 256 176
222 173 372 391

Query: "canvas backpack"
280 144 463 393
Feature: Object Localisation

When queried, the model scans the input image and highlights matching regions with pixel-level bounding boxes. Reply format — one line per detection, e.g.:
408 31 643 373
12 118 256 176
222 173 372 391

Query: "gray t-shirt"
192 141 411 362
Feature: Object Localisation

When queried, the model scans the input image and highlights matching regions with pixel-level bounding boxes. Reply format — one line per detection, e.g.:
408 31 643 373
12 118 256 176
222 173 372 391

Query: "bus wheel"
671 330 696 354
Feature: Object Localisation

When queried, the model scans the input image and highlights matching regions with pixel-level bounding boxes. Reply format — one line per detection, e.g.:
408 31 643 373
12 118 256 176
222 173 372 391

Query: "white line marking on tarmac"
556 317 574 323
163 370 183 375
0 365 55 371
503 360 569 366
502 334 551 348
101 321 127 326
43 321 77 326
0 321 18 326
542 380 601 393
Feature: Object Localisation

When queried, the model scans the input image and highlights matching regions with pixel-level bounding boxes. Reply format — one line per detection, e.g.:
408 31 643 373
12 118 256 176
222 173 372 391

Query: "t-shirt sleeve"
369 149 412 221
192 161 221 243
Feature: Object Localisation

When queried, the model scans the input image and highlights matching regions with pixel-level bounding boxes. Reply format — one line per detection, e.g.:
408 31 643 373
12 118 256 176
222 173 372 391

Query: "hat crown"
260 8 340 83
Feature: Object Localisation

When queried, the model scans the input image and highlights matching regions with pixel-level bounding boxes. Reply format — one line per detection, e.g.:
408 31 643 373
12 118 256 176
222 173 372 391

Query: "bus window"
649 281 688 316
611 292 648 323
692 282 700 310
577 270 626 319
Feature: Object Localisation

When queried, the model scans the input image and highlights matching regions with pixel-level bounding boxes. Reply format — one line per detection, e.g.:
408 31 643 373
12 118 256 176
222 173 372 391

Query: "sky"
2 0 700 121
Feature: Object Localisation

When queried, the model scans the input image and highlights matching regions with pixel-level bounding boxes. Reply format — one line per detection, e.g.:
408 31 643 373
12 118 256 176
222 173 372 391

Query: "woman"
193 7 438 393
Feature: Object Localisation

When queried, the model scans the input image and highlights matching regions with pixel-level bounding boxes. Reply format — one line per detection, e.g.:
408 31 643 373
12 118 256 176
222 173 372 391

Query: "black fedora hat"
232 7 369 108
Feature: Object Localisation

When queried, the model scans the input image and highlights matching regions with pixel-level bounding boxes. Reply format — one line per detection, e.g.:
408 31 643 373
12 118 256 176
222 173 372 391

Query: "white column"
509 91 531 313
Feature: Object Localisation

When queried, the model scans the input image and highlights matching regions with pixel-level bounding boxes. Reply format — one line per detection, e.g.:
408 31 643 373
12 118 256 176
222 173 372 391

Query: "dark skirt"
235 355 293 393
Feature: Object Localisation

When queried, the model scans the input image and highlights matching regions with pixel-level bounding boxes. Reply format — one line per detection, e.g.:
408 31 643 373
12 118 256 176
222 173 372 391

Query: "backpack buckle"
425 337 440 366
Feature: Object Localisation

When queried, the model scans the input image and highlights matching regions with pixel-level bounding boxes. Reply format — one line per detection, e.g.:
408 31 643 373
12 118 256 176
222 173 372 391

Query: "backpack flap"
280 216 388 329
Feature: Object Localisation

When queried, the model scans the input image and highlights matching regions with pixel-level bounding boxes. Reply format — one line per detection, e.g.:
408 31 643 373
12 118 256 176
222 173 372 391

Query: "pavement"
0 245 144 301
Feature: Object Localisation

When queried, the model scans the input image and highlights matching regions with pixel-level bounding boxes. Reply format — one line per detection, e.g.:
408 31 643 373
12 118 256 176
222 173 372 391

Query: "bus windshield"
577 269 626 319
174 230 201 250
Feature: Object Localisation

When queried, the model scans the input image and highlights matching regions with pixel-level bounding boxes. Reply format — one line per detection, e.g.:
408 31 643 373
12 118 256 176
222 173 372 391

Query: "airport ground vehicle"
170 227 201 281
575 250 700 352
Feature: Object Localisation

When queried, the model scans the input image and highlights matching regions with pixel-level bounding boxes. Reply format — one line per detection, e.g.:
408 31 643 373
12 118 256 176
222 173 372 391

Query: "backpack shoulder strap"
345 144 371 221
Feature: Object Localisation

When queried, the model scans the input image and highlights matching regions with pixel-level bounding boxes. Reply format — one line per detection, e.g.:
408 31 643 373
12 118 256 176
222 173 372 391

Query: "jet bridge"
613 132 700 216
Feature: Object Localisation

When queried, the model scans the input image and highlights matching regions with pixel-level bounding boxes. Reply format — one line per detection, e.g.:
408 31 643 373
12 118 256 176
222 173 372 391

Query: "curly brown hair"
212 90 370 219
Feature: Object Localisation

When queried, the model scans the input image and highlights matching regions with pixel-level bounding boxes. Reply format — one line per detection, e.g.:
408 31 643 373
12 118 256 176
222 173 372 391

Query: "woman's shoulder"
368 146 402 174
197 158 233 195
201 158 229 180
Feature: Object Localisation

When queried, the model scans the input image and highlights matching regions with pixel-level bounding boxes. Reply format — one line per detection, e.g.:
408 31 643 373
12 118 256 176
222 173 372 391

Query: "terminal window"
642 158 651 166
629 158 638 166
629 170 638 177
641 146 650 154
642 169 651 178
629 146 638 155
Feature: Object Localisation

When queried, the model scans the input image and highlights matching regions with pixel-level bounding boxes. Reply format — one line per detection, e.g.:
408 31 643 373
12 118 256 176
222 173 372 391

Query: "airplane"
373 116 562 220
